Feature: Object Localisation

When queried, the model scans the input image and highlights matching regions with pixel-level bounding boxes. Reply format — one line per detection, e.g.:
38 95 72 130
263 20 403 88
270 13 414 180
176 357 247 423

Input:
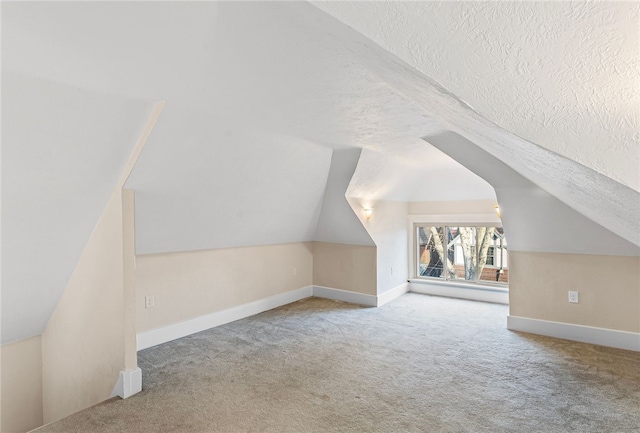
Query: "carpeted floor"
34 294 640 432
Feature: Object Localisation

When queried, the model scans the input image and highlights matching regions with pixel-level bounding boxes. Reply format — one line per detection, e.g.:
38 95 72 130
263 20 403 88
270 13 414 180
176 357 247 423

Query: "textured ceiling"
313 1 640 192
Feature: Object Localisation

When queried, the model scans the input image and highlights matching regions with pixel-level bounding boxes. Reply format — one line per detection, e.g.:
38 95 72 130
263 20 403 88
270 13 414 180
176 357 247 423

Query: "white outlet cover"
568 291 579 303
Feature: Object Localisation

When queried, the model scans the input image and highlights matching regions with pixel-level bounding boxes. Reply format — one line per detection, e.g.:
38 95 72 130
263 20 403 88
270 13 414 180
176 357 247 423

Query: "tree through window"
417 226 508 284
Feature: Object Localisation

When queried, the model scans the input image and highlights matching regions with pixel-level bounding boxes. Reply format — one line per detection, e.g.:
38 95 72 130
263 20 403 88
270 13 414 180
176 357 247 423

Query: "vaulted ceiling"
2 1 638 343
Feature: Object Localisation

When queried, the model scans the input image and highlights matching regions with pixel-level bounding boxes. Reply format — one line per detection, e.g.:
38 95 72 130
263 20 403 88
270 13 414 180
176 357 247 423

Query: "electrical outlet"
145 295 155 309
291 267 297 276
568 291 579 304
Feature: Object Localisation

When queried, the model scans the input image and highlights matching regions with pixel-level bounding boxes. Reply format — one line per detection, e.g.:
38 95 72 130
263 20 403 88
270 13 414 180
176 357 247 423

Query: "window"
416 225 508 285
486 246 496 266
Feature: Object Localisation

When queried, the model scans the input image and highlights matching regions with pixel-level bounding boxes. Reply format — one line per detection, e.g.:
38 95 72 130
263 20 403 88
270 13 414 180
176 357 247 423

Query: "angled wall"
426 132 639 257
126 108 334 255
313 149 377 294
314 149 374 246
1 72 152 344
426 131 640 342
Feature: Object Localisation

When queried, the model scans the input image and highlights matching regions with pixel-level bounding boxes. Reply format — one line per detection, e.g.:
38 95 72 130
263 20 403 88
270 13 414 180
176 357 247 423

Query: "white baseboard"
312 285 377 307
137 286 313 350
409 281 509 305
137 284 637 358
110 367 142 399
508 316 640 352
137 285 412 351
376 283 409 307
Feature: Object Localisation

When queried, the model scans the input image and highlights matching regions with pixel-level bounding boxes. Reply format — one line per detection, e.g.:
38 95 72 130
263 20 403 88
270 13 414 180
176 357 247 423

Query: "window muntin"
416 225 508 285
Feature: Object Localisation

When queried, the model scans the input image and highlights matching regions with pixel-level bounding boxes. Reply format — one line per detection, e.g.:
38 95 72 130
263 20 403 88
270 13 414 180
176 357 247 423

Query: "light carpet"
34 294 640 432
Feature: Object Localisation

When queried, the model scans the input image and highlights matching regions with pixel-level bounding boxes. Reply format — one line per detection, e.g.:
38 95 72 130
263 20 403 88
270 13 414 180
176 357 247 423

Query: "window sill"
409 279 509 304
409 278 509 293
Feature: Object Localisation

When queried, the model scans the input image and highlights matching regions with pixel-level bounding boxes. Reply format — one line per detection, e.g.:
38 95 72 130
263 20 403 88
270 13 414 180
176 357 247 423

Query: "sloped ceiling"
313 1 640 192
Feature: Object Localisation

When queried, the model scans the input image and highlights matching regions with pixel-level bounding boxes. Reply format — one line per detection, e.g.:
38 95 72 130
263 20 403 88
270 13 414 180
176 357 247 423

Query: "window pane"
417 226 445 279
416 225 508 285
448 227 478 281
478 227 509 283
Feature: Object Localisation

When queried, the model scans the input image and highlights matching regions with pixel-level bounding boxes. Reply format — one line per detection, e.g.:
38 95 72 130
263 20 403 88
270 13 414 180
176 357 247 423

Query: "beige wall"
1 336 43 433
122 190 137 370
36 103 157 423
42 189 132 423
313 242 377 295
348 200 409 294
510 251 640 332
136 242 314 333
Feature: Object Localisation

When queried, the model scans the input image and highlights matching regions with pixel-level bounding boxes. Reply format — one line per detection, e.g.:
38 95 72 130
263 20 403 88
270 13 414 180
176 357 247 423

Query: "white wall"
408 199 498 217
127 126 334 254
314 149 374 246
1 71 151 344
348 147 496 202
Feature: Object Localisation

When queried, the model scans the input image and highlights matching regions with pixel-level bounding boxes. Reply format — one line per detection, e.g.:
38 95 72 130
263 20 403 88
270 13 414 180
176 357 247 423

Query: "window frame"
410 220 509 289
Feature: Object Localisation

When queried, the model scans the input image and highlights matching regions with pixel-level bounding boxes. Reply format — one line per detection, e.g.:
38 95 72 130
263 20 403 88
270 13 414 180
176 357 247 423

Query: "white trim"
110 367 142 399
376 282 409 307
137 286 313 350
312 285 377 307
119 101 165 187
406 216 502 282
507 316 640 352
409 280 509 305
137 284 413 351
